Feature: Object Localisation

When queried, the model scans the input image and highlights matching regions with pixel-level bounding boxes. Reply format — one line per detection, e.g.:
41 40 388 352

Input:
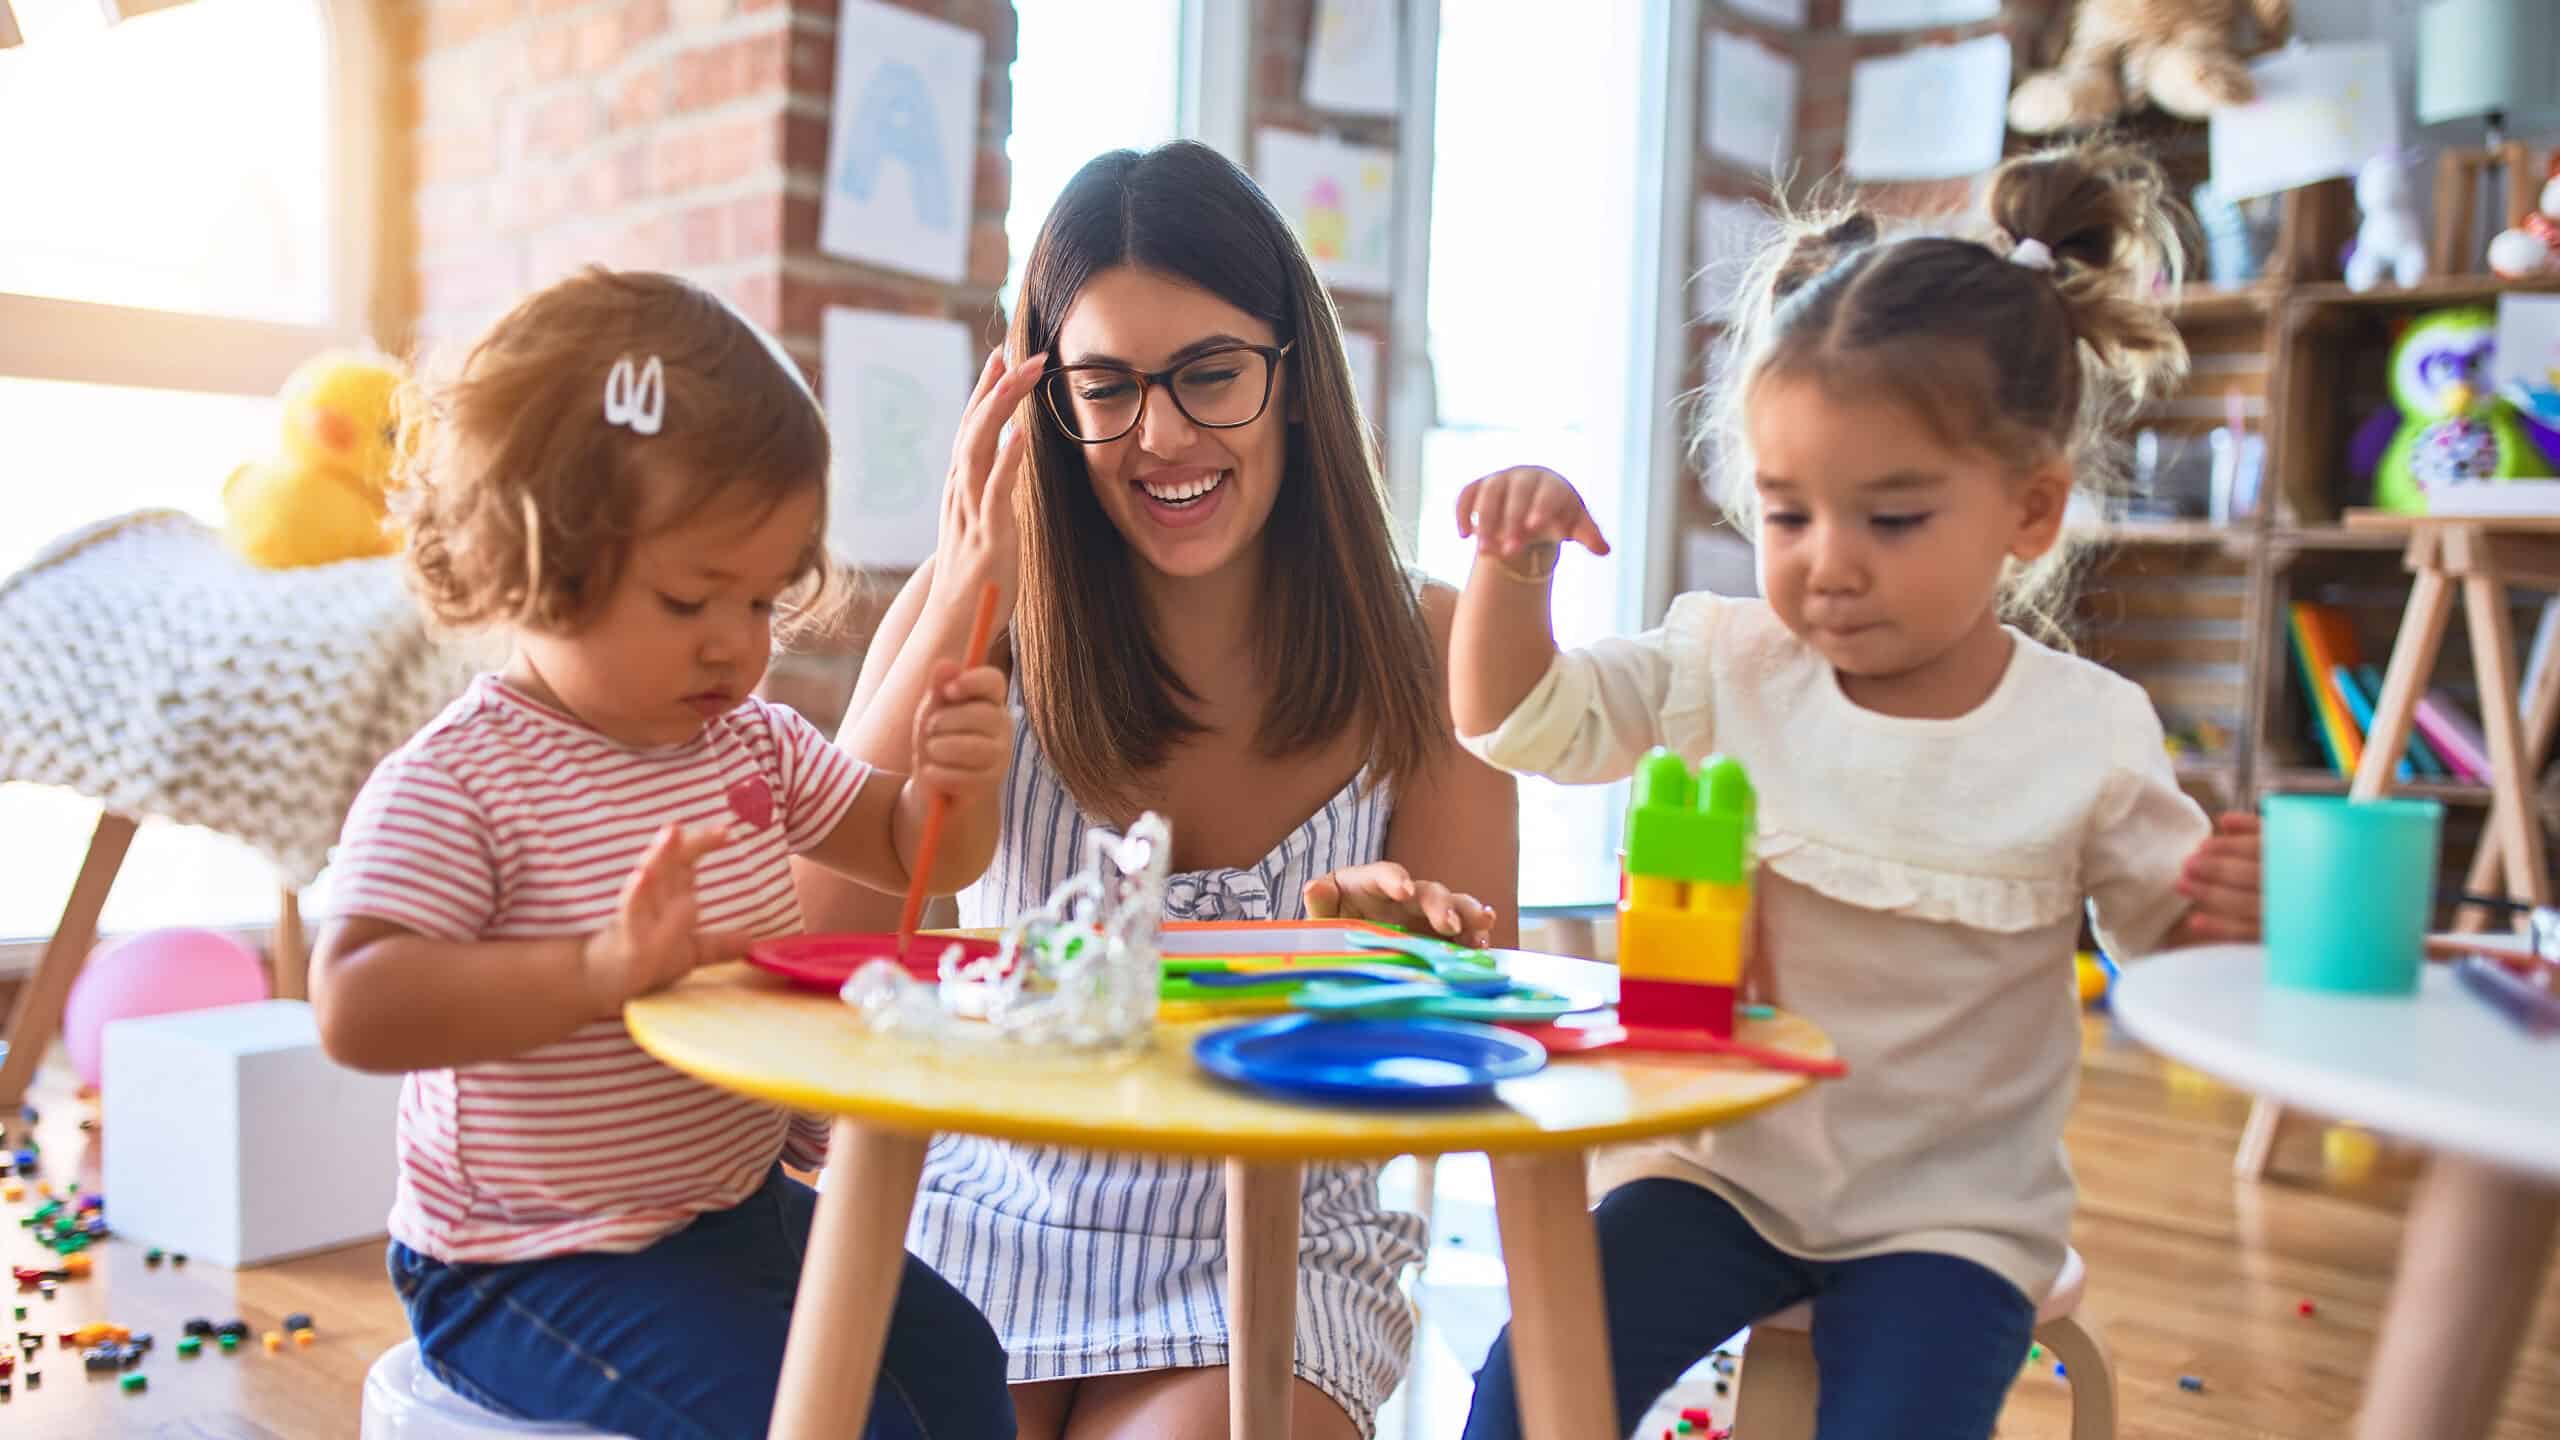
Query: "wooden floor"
7 1014 2559 1438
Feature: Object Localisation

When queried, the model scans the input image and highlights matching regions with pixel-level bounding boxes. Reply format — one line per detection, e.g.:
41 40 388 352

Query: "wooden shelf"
2260 767 2494 805
2174 755 2238 784
2169 284 2280 325
2074 519 2246 546
2287 275 2560 309
2269 525 2410 553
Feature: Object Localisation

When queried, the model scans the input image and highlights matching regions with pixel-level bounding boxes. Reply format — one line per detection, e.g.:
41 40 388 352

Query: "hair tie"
2008 238 2056 273
603 354 665 436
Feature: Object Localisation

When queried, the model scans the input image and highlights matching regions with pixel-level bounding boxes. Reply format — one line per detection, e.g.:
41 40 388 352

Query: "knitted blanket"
0 510 488 885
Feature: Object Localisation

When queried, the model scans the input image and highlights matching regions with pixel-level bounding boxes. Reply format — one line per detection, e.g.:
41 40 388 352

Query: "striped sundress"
906 702 1428 1432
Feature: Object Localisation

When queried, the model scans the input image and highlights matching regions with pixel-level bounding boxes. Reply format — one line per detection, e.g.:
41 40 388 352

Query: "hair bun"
1771 209 1879 302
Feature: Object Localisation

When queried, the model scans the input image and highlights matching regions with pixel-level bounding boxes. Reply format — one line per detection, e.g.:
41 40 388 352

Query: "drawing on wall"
821 308 974 569
819 0 983 283
1304 0 1400 117
1844 34 2011 181
1844 0 1998 31
1704 30 1798 172
1695 194 1779 322
1340 330 1384 431
1255 129 1395 294
2207 44 2399 203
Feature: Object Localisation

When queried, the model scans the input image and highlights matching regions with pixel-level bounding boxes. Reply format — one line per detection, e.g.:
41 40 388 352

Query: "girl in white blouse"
1451 140 2263 1440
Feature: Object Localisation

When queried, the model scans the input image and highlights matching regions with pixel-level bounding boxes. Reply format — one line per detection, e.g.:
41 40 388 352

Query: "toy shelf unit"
2077 262 2560 923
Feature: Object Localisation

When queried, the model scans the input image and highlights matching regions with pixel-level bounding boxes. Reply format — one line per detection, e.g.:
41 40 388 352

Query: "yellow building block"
1627 875 1685 911
1685 879 1748 918
1618 905 1745 987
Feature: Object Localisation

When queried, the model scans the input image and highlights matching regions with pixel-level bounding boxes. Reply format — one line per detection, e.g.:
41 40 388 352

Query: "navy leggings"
1463 1179 2035 1440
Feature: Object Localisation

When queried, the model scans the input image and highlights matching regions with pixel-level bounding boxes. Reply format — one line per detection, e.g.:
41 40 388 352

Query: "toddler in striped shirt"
312 267 1017 1440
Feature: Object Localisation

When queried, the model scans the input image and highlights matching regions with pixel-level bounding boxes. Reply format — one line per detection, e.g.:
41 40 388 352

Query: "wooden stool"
2238 514 2560 1180
1733 1247 2115 1440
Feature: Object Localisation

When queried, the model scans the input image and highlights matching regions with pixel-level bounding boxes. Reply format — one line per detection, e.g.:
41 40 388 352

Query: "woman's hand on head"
1455 466 1612 564
581 821 751 1017
1302 862 1499 947
934 348 1049 622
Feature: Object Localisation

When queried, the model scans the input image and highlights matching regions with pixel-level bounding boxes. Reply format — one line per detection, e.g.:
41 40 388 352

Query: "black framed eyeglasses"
1038 341 1294 444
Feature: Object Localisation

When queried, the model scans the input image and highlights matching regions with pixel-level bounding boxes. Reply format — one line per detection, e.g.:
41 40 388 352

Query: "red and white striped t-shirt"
324 675 871 1263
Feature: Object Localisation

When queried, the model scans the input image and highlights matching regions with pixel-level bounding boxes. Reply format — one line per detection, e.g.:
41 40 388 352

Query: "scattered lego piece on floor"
293 1328 315 1348
181 1319 213 1338
283 1311 314 1333
2298 1299 2316 1318
177 1335 200 1357
262 1330 282 1354
144 1248 162 1267
120 1371 144 1393
2180 1374 2205 1392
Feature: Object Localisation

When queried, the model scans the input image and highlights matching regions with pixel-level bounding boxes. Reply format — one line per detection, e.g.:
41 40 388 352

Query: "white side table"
2113 946 2560 1440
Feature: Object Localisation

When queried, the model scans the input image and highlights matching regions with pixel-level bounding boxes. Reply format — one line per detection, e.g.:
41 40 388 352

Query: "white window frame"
1176 0 1250 160
0 0 389 968
0 0 394 398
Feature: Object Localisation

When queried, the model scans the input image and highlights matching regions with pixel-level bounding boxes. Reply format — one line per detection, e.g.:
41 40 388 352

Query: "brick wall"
1245 0 1398 443
1677 0 2068 581
399 0 1018 730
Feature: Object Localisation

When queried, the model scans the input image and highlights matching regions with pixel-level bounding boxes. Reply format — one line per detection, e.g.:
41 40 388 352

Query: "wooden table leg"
2353 1156 2560 1440
2242 563 2459 1181
769 1121 929 1440
1227 1158 1301 1440
271 887 309 1002
2453 615 2560 930
2464 570 2555 905
0 811 136 1108
1489 1150 1616 1440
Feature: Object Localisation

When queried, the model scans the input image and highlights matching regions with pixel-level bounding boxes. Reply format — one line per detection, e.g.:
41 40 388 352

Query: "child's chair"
361 1339 623 1439
1731 1246 2116 1440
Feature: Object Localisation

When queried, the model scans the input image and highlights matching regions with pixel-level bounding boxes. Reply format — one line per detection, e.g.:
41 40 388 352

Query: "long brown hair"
393 267 837 637
1704 140 2190 641
1008 142 1437 814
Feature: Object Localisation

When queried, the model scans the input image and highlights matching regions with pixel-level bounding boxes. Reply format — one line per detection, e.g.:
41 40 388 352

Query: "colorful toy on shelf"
2486 157 2560 279
2345 153 2427 293
2372 307 2554 514
1618 748 1755 1043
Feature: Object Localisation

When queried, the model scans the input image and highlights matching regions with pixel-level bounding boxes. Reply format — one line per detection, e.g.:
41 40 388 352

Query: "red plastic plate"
744 933 1008 992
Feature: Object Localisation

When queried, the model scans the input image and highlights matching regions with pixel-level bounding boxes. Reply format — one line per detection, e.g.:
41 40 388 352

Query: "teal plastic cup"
2262 794 2442 994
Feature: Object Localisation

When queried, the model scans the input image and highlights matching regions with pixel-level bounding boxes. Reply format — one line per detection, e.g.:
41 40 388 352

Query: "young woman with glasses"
797 142 1518 1440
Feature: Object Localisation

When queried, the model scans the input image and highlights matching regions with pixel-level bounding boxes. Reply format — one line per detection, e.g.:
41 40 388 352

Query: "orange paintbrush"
897 580 1002 948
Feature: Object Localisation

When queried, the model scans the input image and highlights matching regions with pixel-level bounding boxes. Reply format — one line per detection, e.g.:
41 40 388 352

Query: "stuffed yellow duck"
219 350 405 569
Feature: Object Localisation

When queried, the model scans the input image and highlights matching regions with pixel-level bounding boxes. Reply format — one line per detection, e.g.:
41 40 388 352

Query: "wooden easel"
2237 515 2560 1180
0 812 306 1108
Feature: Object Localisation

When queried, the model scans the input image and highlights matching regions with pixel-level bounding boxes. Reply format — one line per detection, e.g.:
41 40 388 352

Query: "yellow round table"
626 949 1836 1440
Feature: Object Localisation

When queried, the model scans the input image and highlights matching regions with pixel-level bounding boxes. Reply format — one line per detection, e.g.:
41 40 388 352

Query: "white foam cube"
102 999 403 1267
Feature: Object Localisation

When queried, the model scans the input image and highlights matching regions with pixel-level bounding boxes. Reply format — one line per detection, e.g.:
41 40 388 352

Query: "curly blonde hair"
1702 139 2193 643
392 267 839 636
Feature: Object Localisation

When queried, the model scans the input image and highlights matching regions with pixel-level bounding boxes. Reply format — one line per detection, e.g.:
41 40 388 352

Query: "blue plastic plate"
1192 1015 1547 1105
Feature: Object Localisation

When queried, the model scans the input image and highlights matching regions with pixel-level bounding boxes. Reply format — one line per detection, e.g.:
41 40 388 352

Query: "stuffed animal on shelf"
2009 0 2292 136
219 350 405 570
2487 158 2560 279
2371 307 2554 514
2346 153 2428 293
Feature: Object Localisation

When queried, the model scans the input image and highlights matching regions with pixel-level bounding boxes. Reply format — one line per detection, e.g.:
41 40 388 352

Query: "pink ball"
63 928 271 1091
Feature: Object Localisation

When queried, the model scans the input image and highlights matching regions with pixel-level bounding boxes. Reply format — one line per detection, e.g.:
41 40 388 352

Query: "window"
1414 0 1671 908
0 0 379 942
1001 0 1185 308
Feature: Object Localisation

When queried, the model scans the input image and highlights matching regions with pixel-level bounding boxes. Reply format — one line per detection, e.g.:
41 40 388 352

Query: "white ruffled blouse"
1463 592 2208 1300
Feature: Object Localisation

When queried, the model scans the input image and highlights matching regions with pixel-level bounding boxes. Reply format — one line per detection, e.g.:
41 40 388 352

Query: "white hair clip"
2008 238 2056 273
602 355 665 436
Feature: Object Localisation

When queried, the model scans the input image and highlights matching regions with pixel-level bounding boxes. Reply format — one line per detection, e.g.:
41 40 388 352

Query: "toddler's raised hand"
582 821 751 1016
911 660 1011 808
1456 466 1613 568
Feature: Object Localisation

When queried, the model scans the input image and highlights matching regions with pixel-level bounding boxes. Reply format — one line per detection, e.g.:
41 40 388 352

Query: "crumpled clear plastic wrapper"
842 813 1171 1052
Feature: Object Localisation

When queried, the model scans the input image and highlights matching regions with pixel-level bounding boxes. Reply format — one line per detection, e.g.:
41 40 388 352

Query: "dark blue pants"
1463 1179 2035 1440
389 1167 1015 1440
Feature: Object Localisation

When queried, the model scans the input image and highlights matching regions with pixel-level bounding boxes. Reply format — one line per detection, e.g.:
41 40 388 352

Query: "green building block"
1623 748 1755 885
120 1371 145 1393
176 1336 201 1357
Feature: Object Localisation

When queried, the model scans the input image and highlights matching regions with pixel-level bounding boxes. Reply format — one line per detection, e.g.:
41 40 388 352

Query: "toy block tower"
1618 748 1755 1040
